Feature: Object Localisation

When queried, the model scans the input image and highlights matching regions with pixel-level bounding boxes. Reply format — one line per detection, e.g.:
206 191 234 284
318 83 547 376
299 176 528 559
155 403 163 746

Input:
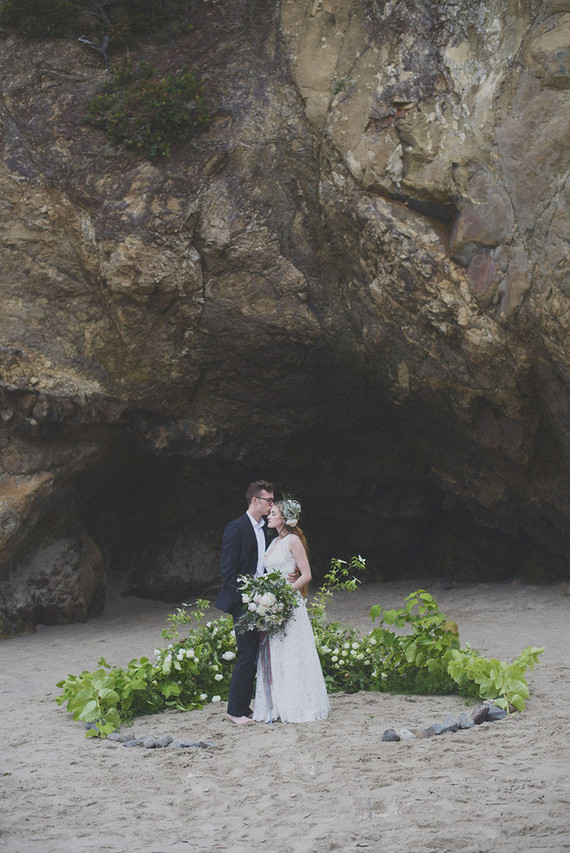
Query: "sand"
1 580 569 853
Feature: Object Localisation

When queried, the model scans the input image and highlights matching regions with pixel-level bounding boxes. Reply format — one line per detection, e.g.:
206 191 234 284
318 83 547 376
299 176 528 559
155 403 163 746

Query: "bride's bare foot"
226 714 253 725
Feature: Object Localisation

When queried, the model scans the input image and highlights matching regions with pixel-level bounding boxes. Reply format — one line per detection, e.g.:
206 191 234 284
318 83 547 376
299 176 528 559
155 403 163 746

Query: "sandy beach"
1 580 569 853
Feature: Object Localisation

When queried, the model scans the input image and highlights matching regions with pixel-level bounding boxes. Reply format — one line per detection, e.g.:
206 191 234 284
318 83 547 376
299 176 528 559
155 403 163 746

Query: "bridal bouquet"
236 572 300 636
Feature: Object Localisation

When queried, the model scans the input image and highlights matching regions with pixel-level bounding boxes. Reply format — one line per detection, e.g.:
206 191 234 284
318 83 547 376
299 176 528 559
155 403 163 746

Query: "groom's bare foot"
227 714 253 725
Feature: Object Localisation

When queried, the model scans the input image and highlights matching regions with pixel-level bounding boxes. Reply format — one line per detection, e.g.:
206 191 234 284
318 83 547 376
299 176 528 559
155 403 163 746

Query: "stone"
122 740 141 747
399 728 417 740
486 704 508 721
425 723 445 736
472 705 490 725
442 714 460 733
458 713 475 730
381 729 400 742
157 734 174 747
408 727 427 739
142 738 158 749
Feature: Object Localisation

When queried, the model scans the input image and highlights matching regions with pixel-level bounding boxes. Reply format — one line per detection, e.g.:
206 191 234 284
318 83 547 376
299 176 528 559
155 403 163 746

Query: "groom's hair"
246 480 275 504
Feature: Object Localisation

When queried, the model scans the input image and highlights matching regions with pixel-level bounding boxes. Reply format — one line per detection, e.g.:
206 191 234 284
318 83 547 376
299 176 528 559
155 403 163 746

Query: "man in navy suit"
215 480 275 724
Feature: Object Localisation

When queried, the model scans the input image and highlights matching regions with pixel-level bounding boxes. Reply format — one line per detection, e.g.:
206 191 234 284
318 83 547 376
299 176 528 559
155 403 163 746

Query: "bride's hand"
287 567 301 584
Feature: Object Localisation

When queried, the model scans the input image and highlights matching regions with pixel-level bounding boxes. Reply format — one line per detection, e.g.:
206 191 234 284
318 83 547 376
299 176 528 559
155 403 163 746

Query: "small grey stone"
458 713 475 729
167 741 183 748
123 739 141 747
409 727 427 739
399 728 417 740
381 728 400 742
427 722 445 736
471 705 490 724
486 704 507 721
157 734 174 747
143 737 158 749
198 741 215 748
121 729 136 740
442 713 460 733
178 741 201 748
106 733 123 742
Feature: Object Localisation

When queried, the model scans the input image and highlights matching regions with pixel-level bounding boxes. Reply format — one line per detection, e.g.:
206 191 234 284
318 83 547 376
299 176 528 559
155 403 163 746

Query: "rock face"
0 0 568 632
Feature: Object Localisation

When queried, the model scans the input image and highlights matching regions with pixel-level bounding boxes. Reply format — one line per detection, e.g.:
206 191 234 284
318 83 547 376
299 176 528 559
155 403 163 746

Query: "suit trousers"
226 610 260 717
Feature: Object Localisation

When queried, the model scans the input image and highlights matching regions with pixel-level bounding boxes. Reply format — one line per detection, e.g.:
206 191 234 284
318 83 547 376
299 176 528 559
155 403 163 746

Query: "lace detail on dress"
252 535 330 723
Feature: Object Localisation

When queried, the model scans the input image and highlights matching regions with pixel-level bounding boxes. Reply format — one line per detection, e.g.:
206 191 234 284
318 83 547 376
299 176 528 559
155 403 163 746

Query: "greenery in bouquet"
236 572 300 635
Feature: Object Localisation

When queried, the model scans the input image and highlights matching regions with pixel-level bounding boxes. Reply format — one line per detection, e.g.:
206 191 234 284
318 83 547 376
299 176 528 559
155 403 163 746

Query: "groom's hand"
287 567 301 583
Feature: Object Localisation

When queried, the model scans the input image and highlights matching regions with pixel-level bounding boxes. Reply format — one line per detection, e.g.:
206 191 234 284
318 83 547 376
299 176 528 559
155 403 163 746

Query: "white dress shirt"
247 511 266 577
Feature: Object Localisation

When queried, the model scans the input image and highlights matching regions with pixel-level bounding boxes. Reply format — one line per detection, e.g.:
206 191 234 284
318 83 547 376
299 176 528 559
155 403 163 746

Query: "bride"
252 499 330 723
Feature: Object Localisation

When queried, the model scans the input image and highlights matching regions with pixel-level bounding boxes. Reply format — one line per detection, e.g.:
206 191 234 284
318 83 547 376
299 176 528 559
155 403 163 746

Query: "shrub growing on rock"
85 61 211 159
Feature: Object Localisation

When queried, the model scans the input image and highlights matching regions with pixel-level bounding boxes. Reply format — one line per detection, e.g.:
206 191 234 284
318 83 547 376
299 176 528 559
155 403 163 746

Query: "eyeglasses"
255 496 274 504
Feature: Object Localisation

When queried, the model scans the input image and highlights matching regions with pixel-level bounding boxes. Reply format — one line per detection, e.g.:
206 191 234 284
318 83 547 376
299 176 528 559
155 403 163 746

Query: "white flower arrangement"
236 572 300 636
281 498 301 527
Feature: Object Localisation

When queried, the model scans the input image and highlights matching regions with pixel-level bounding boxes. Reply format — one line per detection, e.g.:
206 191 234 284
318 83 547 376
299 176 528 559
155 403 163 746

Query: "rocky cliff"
0 0 568 632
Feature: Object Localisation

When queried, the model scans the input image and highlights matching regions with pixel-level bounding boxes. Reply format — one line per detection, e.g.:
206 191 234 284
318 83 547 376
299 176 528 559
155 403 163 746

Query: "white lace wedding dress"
252 535 330 723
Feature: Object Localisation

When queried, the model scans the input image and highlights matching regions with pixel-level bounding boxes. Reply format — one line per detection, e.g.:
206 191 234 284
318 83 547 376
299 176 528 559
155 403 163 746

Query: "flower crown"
281 498 301 527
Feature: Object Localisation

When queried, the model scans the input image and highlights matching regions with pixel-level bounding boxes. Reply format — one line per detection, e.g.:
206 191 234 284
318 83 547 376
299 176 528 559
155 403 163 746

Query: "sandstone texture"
0 0 568 632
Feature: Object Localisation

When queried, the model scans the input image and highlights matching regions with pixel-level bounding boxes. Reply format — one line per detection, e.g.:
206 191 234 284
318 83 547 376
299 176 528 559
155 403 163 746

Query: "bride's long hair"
275 501 309 599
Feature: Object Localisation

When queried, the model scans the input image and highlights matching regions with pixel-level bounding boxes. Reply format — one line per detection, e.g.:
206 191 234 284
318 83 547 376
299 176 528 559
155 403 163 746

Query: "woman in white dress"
253 499 330 723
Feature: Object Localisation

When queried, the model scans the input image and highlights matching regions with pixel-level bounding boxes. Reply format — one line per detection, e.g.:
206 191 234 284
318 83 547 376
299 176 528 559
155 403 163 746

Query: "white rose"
339 659 345 665
199 693 208 701
185 649 195 658
222 651 235 661
257 605 268 616
331 656 338 662
260 593 276 607
248 602 257 611
253 594 262 604
241 593 250 603
357 653 364 660
211 695 221 703
368 637 377 646
214 674 223 681
153 649 161 657
288 518 298 527
352 642 359 649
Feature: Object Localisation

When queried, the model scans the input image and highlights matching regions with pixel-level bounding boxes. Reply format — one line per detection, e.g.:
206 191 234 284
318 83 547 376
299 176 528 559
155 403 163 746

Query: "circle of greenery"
56 556 544 738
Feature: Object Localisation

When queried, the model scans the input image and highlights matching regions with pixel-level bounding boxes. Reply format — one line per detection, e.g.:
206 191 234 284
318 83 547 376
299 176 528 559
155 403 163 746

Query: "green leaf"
369 604 382 622
77 700 99 722
509 693 526 712
98 688 120 704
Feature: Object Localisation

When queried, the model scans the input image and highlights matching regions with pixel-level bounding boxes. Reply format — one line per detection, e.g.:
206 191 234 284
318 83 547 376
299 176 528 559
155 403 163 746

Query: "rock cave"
0 0 568 632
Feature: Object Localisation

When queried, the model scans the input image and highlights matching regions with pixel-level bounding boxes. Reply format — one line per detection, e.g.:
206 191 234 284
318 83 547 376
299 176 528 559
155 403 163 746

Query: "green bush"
85 61 211 159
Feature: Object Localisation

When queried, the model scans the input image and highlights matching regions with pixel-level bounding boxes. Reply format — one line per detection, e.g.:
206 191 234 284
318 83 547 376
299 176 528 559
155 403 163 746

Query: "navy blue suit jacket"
214 513 269 614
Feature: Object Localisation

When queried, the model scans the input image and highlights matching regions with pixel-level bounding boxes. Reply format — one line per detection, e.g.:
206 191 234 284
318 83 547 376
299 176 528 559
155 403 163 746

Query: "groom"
215 480 275 725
